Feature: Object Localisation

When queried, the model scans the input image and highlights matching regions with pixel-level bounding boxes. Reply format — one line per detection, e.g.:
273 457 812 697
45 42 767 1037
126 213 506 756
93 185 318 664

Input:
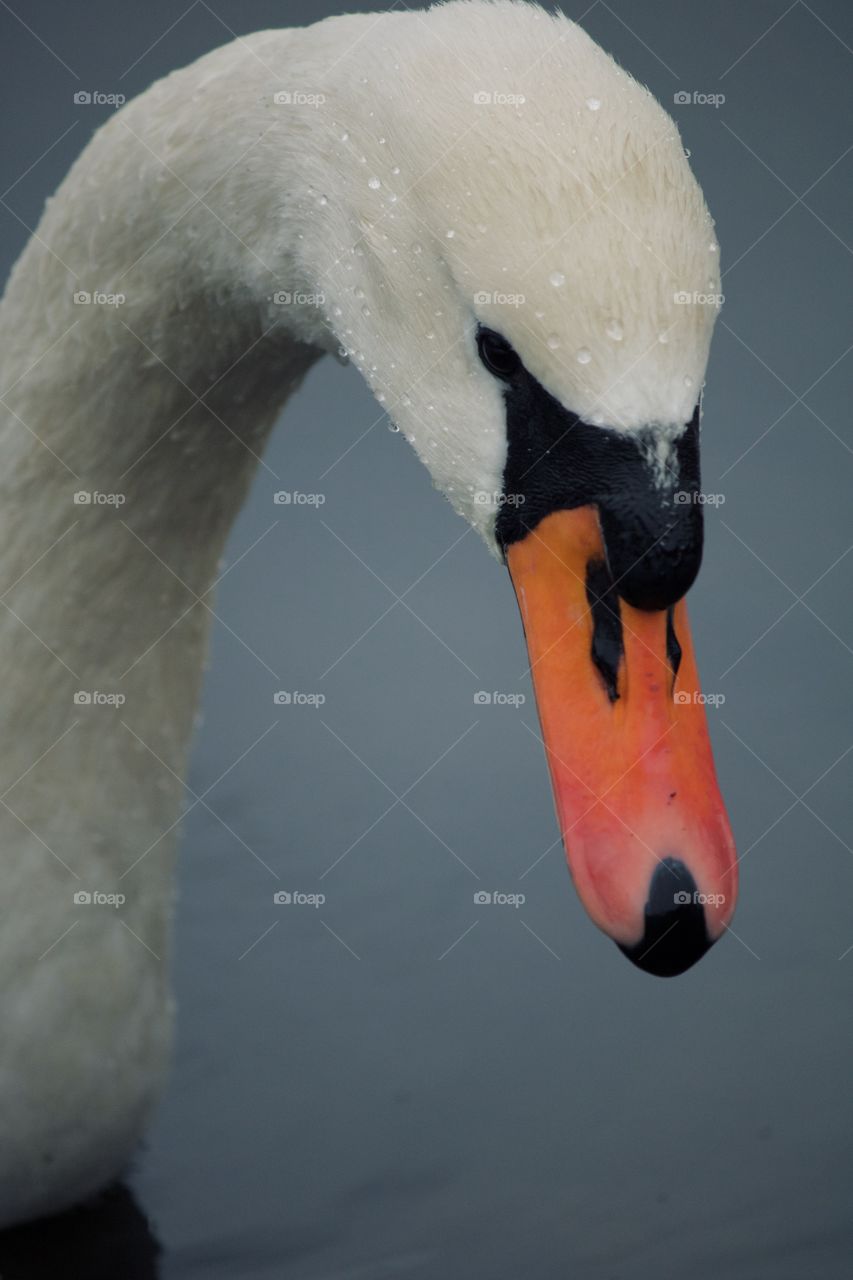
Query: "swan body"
0 0 733 1227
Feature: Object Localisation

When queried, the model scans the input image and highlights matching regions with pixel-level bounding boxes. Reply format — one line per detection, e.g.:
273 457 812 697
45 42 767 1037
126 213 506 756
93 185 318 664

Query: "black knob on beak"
598 410 704 612
599 495 703 612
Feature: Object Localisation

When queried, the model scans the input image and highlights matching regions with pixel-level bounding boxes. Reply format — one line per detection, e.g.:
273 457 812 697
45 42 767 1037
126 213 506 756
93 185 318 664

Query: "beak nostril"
618 857 713 977
586 559 623 702
666 606 682 681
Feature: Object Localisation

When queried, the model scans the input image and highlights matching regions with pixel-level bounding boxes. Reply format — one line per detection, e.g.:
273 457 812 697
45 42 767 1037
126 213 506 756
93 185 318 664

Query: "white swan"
0 0 737 1227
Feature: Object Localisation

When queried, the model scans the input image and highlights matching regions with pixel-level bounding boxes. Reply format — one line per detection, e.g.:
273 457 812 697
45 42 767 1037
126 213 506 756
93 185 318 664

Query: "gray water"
1 1 852 1277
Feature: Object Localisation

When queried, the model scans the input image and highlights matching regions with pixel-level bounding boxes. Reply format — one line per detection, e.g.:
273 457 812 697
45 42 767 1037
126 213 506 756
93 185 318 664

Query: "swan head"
285 0 736 973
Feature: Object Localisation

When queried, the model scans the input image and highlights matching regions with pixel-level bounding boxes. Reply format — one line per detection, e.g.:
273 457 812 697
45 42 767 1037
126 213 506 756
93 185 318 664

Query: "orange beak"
507 506 737 976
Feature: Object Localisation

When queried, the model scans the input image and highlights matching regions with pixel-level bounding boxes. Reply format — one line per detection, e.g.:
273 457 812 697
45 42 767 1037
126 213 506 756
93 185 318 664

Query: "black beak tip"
617 857 714 978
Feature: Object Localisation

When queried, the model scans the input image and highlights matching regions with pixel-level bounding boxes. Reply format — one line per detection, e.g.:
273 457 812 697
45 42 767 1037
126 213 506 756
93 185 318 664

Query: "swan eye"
477 328 521 379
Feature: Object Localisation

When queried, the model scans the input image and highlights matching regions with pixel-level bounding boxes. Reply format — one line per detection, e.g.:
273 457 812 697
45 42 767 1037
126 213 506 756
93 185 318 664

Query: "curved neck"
0 256 320 772
0 38 329 884
0 44 348 1176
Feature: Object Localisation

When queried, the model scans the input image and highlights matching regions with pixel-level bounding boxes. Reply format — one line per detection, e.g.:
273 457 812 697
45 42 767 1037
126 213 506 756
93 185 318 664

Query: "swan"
0 0 738 1228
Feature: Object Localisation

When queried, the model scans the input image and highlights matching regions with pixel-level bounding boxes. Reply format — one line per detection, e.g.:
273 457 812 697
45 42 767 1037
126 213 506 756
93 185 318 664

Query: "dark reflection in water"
0 1184 159 1280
